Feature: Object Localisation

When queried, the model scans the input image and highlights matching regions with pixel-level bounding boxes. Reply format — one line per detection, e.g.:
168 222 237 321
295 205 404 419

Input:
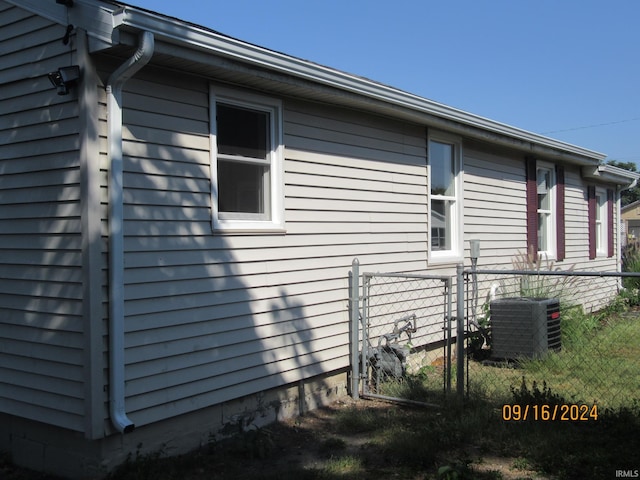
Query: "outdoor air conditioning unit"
489 298 561 360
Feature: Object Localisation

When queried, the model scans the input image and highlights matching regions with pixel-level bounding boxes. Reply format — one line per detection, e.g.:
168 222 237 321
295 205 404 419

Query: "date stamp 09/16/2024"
503 404 639 478
501 403 598 422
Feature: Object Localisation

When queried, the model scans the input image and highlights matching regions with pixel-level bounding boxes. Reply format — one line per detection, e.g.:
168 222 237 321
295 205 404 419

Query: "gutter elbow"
111 406 135 434
107 31 154 89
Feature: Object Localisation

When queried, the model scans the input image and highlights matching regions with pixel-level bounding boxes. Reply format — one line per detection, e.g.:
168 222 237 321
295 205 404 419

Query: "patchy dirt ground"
271 398 550 479
3 397 550 480
196 397 551 480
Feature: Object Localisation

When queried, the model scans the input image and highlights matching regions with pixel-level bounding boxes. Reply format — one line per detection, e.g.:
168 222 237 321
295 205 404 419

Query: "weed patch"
5 395 639 480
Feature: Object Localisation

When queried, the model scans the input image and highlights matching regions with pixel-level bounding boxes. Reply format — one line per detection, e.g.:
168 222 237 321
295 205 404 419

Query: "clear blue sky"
127 0 640 167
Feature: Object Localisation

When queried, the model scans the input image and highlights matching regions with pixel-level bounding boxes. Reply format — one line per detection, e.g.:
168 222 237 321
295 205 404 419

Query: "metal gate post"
350 258 360 399
456 264 465 401
361 274 370 397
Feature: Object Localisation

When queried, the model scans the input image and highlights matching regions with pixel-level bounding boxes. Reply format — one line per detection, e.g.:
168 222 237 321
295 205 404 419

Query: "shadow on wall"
0 29 94 434
0 50 343 452
113 64 340 435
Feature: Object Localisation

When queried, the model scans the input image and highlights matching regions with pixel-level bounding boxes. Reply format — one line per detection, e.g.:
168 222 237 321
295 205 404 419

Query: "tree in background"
607 160 640 207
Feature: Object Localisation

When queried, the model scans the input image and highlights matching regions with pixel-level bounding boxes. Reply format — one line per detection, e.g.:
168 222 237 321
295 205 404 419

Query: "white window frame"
595 187 608 256
428 132 463 263
210 86 285 233
536 162 556 260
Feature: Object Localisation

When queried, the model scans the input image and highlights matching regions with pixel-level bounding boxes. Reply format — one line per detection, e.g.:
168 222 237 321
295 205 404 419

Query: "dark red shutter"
556 165 565 261
526 157 538 253
588 186 596 260
607 189 615 258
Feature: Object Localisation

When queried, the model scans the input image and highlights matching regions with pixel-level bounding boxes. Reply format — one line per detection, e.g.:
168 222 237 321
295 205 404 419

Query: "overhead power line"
540 117 640 134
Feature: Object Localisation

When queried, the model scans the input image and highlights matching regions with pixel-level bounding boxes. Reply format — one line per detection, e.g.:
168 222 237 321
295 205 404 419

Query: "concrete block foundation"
0 369 349 479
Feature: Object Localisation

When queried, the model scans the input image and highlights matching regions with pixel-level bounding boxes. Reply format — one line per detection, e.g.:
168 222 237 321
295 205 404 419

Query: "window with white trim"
428 133 463 261
536 163 556 257
210 87 284 232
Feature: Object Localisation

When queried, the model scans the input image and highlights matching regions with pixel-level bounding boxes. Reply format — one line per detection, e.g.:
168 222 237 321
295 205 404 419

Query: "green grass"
322 455 364 476
468 308 640 409
376 369 447 403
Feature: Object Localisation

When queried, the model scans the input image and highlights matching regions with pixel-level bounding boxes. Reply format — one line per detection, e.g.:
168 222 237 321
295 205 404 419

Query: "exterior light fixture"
47 65 80 95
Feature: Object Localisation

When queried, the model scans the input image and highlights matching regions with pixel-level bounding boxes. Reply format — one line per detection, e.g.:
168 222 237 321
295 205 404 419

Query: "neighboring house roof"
622 199 640 214
622 200 640 230
7 0 639 187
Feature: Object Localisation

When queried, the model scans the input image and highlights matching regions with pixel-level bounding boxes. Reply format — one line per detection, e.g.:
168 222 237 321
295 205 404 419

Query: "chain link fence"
464 267 640 410
350 257 640 412
352 267 454 406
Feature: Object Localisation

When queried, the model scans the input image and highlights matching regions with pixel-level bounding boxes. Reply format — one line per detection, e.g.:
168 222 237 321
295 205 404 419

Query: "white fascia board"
582 164 640 188
108 4 604 163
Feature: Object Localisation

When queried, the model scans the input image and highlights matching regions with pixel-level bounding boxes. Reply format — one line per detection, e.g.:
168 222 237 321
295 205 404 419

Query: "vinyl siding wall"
108 65 429 426
464 147 526 262
464 145 620 311
107 61 621 427
0 2 85 431
1 11 621 433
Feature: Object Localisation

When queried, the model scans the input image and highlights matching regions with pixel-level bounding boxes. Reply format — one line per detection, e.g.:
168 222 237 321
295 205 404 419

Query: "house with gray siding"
1 0 637 477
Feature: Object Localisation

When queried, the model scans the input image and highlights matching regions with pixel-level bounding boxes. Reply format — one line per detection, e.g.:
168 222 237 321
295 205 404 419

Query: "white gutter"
10 0 606 164
106 30 154 434
110 6 606 164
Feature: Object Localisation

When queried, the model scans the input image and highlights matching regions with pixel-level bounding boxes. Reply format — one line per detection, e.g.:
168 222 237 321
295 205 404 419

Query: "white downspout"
107 30 154 433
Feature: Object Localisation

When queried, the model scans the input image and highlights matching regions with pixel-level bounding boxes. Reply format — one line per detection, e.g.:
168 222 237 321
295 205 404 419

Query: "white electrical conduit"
106 30 154 433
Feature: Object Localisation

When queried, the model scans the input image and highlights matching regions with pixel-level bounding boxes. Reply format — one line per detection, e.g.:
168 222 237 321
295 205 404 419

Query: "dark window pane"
218 160 269 214
217 104 268 159
430 141 455 196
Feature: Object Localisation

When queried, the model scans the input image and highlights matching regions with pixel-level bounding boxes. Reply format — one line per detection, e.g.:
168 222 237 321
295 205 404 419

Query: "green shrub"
622 241 640 294
510 376 567 406
560 305 600 347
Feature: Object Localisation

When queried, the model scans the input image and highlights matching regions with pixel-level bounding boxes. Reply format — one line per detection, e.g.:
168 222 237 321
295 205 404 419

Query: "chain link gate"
350 260 454 406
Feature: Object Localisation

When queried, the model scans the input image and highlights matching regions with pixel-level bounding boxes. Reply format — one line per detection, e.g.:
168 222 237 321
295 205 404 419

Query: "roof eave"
11 0 607 165
581 164 640 189
108 5 606 165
